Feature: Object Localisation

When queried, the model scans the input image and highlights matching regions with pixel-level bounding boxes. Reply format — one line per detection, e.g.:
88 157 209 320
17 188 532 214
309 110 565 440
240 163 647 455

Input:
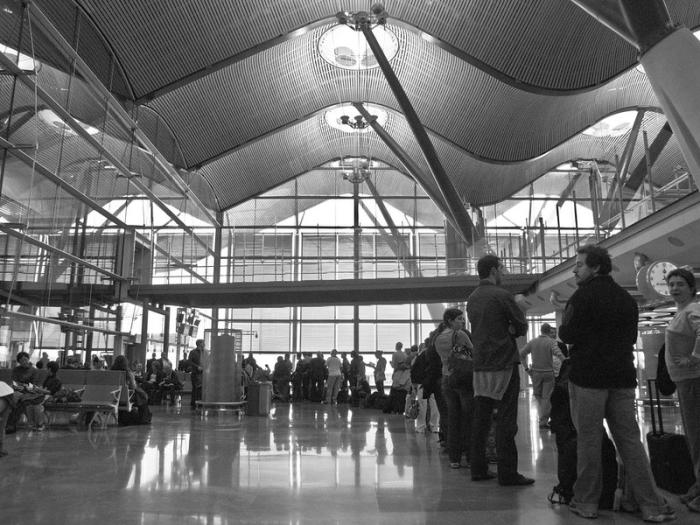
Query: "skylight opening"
318 24 399 70
582 110 638 138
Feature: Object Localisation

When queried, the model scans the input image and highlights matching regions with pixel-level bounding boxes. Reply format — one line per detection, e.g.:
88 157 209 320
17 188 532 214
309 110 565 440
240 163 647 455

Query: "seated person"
42 361 62 395
0 381 13 456
141 360 162 403
355 378 372 407
131 361 144 382
8 352 48 432
111 355 150 423
158 361 183 403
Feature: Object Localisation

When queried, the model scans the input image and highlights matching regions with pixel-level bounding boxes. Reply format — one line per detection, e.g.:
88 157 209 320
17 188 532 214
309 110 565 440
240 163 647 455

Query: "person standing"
273 356 291 402
183 339 204 409
664 267 700 513
434 308 474 468
467 254 532 485
325 350 343 405
372 351 387 395
309 353 326 402
390 342 411 390
560 244 674 521
519 323 567 429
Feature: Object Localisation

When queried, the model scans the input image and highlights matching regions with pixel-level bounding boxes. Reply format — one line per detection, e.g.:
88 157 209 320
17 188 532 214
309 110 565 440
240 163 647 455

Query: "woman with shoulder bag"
434 308 475 469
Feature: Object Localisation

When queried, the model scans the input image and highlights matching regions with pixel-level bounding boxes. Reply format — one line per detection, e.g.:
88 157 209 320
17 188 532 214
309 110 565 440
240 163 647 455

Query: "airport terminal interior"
1 0 700 523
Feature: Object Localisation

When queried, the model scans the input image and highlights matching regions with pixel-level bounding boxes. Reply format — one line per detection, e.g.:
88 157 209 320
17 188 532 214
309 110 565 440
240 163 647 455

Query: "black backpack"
410 351 429 385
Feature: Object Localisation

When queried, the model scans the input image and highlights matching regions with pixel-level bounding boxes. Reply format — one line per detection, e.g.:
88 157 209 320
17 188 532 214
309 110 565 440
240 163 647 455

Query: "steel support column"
364 179 411 261
357 24 476 246
575 0 700 190
358 197 443 326
352 103 461 236
626 123 672 191
569 0 637 47
212 211 223 334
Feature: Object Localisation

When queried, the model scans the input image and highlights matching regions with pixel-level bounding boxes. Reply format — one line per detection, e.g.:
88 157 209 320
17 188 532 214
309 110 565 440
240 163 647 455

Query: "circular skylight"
318 24 399 70
324 104 388 133
582 110 639 138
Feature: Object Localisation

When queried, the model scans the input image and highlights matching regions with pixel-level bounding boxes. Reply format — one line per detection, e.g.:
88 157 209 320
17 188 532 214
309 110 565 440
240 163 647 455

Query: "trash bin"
247 381 272 416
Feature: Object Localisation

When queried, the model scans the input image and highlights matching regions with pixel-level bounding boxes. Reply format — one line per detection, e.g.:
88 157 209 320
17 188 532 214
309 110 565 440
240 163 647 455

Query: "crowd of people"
0 246 698 523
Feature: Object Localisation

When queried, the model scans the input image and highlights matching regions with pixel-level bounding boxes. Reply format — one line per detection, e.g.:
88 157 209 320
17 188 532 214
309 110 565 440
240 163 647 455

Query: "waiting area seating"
0 368 133 430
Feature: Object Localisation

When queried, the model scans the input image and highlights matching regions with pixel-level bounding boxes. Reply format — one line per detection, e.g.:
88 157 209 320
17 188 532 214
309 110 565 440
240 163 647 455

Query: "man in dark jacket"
182 339 204 409
559 244 674 521
467 254 530 486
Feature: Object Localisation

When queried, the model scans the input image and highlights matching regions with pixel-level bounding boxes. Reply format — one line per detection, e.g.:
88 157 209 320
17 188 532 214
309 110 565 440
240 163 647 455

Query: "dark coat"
559 274 638 389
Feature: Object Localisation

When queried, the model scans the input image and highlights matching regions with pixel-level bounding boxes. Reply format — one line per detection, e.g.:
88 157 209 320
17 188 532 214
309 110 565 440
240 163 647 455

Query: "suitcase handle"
647 378 665 435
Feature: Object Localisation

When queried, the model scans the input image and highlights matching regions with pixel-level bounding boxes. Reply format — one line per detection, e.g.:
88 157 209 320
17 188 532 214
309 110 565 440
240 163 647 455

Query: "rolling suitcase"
646 379 695 494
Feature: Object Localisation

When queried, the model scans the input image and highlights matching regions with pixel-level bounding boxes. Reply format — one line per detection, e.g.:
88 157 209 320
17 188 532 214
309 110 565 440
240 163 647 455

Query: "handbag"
447 330 473 390
405 397 420 419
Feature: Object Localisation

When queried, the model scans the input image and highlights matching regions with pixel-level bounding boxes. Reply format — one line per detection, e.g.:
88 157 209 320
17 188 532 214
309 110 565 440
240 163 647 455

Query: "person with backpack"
410 342 440 434
548 359 619 509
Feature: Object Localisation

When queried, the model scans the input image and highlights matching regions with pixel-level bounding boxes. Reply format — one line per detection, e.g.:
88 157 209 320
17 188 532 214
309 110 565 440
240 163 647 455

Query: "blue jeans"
531 370 555 424
677 376 700 501
442 377 474 463
326 375 342 403
568 384 669 515
470 365 520 482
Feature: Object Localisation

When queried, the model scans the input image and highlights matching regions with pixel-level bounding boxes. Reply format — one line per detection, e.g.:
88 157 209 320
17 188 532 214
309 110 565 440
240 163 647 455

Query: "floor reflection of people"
350 410 371 485
325 407 344 456
386 415 410 477
272 403 292 452
114 429 149 489
373 417 388 466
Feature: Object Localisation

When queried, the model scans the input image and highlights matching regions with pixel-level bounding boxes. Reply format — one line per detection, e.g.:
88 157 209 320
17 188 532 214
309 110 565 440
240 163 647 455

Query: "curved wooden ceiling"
10 0 700 212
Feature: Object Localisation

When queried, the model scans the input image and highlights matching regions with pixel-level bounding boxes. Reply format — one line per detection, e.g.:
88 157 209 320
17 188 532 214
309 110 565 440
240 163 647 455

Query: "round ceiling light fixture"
318 24 399 70
324 103 388 133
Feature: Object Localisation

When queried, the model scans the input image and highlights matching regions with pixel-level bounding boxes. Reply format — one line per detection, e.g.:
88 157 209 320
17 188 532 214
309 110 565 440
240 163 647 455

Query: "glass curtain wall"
0 6 215 367
218 168 452 372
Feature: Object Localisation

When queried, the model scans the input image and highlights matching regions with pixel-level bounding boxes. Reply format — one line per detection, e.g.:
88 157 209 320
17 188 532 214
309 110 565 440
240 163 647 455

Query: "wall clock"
636 260 677 300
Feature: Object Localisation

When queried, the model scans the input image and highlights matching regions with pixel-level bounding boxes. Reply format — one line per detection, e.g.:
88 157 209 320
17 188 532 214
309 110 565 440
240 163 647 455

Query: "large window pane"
300 323 334 352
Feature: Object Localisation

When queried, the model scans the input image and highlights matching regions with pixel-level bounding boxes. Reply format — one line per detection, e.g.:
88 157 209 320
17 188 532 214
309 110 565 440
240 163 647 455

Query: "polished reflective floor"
0 390 696 524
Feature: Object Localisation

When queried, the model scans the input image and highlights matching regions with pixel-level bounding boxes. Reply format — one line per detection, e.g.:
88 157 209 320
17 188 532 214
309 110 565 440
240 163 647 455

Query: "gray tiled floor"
0 390 696 524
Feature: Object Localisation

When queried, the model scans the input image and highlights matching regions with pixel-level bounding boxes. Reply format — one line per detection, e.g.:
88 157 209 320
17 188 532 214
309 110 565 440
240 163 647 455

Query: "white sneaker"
569 501 598 519
642 510 676 523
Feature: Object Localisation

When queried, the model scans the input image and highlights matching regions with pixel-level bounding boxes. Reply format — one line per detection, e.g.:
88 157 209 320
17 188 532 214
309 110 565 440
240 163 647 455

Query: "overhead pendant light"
324 103 388 133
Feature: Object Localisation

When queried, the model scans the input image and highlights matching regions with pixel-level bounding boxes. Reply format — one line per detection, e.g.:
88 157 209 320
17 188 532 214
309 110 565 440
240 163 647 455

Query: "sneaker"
569 501 598 519
687 497 700 513
642 510 676 522
449 462 461 469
